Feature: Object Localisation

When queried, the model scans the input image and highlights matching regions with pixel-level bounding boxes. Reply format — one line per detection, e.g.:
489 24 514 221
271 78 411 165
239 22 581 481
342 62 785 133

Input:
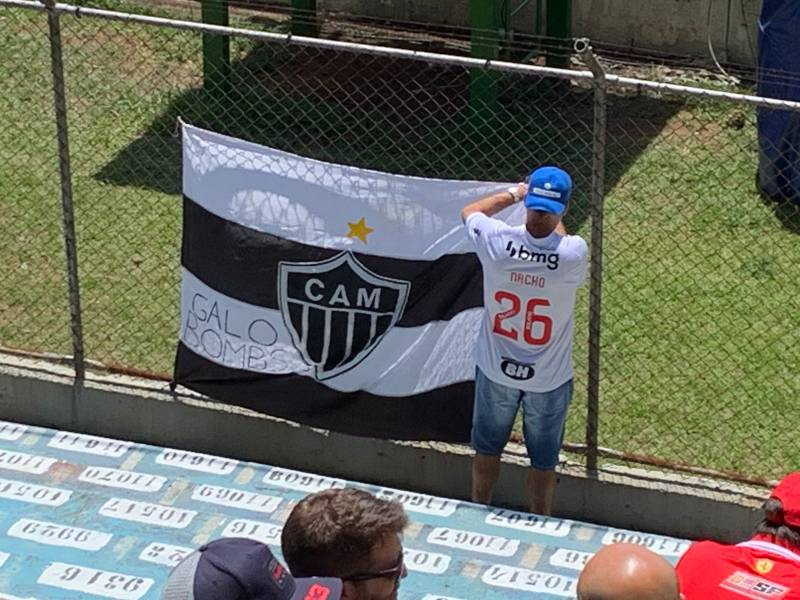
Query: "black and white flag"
174 124 519 441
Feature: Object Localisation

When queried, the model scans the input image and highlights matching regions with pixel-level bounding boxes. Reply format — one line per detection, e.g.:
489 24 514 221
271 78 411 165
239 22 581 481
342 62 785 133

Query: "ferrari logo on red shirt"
755 559 775 574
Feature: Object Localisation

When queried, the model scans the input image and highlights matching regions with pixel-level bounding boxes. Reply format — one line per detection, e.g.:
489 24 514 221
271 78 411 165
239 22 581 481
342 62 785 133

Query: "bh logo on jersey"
501 357 535 381
278 252 410 380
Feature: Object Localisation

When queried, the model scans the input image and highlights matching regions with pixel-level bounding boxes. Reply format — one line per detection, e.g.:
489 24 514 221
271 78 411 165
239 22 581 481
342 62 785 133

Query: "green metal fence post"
545 0 571 69
292 0 318 37
469 0 500 133
201 0 229 91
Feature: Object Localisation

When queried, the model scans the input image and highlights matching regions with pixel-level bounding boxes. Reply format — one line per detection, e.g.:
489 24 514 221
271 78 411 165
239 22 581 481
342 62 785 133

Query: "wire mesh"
599 92 800 480
2 0 799 483
0 6 71 357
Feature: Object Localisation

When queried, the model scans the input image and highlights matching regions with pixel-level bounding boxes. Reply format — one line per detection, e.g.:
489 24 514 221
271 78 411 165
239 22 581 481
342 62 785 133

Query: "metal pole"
201 0 229 91
469 0 500 132
575 38 606 473
545 0 571 69
44 0 85 384
291 0 317 37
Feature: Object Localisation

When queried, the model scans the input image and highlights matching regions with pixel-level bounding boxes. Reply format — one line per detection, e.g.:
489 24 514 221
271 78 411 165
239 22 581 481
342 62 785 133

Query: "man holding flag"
461 166 588 515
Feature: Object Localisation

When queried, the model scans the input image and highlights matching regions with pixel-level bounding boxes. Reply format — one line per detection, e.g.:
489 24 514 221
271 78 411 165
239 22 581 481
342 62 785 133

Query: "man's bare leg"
472 453 501 504
527 468 557 515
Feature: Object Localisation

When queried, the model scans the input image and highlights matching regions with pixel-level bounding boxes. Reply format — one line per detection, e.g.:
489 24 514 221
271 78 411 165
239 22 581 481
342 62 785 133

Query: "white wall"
320 0 761 67
571 0 760 66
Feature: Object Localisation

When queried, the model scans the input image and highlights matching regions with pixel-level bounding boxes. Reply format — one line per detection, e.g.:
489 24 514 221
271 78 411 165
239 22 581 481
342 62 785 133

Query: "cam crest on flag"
278 251 411 380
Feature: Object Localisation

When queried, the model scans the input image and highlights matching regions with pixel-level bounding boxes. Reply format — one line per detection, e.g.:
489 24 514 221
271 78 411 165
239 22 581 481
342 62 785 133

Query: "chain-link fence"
2 0 799 484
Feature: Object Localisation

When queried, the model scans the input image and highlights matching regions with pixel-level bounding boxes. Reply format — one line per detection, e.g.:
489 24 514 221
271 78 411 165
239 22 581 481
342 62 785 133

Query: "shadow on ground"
762 195 800 233
95 41 683 231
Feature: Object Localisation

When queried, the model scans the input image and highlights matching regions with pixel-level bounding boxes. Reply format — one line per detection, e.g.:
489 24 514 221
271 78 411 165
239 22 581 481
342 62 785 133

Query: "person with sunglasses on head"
281 487 408 600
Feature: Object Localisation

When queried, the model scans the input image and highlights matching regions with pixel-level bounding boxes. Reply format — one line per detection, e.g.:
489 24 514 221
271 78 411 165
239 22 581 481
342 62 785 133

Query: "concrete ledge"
0 353 764 543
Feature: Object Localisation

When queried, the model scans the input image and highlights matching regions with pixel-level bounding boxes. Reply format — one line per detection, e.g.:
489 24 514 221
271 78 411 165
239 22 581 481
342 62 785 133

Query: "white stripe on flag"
182 123 522 260
180 269 479 395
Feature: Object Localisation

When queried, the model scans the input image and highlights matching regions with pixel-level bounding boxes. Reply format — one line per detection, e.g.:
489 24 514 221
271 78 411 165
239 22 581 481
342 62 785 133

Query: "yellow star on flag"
346 217 374 244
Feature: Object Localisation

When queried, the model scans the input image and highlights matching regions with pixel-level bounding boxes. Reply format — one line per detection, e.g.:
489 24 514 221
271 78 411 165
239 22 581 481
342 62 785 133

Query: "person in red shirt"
677 472 800 599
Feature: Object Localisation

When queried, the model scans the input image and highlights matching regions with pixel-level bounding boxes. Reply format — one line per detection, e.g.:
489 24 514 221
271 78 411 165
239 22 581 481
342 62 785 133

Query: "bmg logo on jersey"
501 357 535 381
505 241 559 270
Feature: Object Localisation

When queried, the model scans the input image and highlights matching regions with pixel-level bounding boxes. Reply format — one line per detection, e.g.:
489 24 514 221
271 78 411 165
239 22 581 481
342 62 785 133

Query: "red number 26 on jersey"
492 291 553 345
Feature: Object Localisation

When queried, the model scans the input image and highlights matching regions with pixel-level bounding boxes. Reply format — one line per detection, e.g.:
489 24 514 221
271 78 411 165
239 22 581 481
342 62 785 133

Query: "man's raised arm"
460 183 527 222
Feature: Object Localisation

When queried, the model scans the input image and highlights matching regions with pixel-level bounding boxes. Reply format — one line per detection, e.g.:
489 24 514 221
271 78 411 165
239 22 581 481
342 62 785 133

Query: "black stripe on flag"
174 342 474 442
181 196 483 327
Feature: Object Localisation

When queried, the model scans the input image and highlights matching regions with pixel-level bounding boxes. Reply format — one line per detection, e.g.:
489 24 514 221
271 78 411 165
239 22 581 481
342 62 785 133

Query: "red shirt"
677 538 800 599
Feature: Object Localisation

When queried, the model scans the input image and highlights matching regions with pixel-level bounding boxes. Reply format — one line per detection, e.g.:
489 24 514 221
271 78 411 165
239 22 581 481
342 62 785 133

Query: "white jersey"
466 213 588 392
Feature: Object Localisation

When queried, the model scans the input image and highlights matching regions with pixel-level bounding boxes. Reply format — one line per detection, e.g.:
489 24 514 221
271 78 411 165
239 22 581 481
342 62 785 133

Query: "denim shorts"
471 367 573 470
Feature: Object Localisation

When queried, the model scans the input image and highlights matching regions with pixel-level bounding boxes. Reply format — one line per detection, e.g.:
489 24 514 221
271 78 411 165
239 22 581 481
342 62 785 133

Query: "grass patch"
2 2 799 479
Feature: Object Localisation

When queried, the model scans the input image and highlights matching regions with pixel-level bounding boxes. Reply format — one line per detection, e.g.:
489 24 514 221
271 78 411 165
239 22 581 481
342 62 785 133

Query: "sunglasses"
343 553 404 582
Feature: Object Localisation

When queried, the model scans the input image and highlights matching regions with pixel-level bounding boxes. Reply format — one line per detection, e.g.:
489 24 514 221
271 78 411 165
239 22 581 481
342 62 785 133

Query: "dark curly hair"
754 498 800 548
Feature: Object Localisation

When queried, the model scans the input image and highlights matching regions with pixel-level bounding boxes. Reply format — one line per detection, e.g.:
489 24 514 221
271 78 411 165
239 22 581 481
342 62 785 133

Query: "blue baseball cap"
161 538 343 600
524 166 573 214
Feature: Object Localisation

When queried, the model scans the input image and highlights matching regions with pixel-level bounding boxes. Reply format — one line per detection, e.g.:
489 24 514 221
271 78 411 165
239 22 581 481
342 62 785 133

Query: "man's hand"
461 182 527 223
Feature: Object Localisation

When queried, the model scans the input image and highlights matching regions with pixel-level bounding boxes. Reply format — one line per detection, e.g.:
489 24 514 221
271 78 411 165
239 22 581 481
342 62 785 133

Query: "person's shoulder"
677 540 731 566
689 539 729 552
561 232 587 249
557 233 588 258
466 212 513 236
